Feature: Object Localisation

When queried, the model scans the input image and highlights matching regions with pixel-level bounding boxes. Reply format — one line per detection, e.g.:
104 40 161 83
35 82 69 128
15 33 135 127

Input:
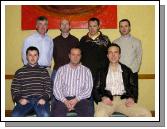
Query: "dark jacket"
93 63 138 104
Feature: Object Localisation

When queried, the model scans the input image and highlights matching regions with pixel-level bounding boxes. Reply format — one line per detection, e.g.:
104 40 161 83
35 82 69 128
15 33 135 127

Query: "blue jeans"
51 69 57 83
11 96 50 117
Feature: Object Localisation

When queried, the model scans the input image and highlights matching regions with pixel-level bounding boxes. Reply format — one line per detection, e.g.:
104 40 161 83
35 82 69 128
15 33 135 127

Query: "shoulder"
80 35 88 41
120 63 132 73
112 37 121 43
131 36 141 43
14 65 27 76
80 65 91 73
69 34 79 40
53 35 61 41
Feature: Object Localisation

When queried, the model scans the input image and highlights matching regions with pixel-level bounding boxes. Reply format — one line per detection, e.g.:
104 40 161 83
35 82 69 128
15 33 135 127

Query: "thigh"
34 102 50 117
51 99 68 117
11 102 33 117
75 99 90 117
116 99 152 117
95 102 115 117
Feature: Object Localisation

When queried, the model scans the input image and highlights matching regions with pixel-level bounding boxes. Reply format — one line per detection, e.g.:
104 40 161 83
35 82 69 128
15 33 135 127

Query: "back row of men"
11 16 152 117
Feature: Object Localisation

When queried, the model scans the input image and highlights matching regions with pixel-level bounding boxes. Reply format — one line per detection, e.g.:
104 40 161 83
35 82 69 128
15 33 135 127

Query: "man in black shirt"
79 17 111 116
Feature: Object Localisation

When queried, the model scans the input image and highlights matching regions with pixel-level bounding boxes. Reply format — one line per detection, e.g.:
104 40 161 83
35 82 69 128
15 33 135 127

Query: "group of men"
11 16 152 117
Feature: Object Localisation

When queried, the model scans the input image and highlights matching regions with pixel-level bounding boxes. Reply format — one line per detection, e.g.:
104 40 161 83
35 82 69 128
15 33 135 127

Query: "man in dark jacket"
94 43 151 117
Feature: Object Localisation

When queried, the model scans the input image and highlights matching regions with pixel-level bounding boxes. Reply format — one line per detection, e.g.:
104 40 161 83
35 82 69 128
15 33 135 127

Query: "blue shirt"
22 32 53 66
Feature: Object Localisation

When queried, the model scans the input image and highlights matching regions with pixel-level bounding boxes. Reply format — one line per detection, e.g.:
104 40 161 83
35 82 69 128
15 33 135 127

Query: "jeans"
11 96 50 117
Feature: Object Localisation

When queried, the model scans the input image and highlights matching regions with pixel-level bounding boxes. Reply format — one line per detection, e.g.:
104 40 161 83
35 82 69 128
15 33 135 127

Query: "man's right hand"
102 97 113 105
19 99 29 105
64 99 72 111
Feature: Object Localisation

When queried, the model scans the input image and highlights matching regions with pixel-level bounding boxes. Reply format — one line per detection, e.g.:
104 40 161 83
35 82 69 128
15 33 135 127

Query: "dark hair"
119 19 131 27
26 46 39 56
36 16 48 23
88 17 100 26
108 43 121 54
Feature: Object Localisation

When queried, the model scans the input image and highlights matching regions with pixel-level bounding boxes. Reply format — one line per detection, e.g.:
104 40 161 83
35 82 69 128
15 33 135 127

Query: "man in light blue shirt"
22 16 53 68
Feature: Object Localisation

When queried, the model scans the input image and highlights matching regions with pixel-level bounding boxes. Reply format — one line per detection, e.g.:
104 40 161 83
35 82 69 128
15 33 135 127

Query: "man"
79 17 111 116
52 48 93 117
52 19 79 81
113 19 142 101
11 46 52 117
22 16 53 72
94 44 151 117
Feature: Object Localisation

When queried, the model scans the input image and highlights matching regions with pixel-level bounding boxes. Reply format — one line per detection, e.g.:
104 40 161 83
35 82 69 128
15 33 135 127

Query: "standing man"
11 46 52 117
94 44 151 117
22 16 53 73
52 19 79 81
79 17 111 116
113 19 142 101
52 48 93 117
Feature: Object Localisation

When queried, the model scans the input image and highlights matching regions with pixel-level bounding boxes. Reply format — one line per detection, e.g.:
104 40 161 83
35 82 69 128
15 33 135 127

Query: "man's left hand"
125 98 135 107
69 98 79 110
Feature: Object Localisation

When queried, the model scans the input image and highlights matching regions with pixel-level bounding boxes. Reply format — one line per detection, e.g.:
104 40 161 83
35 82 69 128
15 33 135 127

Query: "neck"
110 63 119 71
62 32 70 38
88 32 100 38
69 62 80 68
122 34 130 38
28 63 37 67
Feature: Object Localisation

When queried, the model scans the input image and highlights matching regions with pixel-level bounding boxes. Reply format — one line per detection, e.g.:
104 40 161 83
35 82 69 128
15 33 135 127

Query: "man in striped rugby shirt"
11 46 52 117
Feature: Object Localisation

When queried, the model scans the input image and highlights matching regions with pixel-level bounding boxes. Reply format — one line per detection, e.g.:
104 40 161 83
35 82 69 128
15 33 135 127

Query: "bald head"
60 19 71 33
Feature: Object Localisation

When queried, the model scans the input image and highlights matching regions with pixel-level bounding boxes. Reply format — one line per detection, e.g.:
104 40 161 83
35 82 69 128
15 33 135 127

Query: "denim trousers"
11 96 50 117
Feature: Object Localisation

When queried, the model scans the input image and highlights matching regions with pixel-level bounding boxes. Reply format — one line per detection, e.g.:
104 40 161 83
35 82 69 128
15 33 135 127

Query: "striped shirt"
11 64 52 102
106 64 125 95
53 63 93 102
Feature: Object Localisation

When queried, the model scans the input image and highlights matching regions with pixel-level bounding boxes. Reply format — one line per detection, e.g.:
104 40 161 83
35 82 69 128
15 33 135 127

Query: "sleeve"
131 40 142 72
53 68 66 103
40 69 52 101
76 69 93 101
49 39 54 66
22 39 29 65
11 71 23 102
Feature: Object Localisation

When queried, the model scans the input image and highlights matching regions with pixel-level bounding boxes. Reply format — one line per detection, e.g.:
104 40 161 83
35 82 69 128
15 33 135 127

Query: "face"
26 50 39 65
36 20 48 35
69 48 81 65
60 19 70 33
107 46 120 64
119 21 131 36
88 20 99 36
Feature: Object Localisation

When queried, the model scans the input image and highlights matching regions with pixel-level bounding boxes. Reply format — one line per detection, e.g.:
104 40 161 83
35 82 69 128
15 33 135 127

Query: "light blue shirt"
22 32 53 66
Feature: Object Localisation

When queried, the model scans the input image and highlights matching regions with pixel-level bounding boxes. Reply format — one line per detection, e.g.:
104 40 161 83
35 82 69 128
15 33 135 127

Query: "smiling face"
107 46 120 64
119 21 131 36
36 20 48 35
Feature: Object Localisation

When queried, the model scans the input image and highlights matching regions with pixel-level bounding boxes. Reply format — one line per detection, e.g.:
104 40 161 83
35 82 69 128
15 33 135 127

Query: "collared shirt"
113 35 142 73
53 63 93 102
106 64 125 95
22 32 53 66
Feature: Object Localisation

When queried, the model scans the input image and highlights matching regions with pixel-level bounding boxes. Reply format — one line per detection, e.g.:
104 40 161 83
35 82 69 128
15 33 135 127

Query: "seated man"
94 43 152 117
52 47 93 117
11 46 52 117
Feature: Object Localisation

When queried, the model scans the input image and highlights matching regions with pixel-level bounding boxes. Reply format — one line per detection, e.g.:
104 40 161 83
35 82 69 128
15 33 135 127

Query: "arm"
76 69 93 101
53 68 66 103
49 39 54 66
40 69 52 101
22 39 29 65
11 71 23 103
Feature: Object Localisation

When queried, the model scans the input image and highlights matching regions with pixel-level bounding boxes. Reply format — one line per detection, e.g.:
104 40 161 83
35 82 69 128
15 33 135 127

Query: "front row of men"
11 45 152 117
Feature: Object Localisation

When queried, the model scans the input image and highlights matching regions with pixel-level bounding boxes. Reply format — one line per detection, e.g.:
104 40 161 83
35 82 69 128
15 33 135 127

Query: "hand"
19 99 29 105
38 99 46 105
102 97 113 105
68 98 79 111
125 98 135 107
64 99 72 111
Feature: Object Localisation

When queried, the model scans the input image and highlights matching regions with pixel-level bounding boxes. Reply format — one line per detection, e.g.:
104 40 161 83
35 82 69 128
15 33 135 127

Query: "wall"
5 5 155 111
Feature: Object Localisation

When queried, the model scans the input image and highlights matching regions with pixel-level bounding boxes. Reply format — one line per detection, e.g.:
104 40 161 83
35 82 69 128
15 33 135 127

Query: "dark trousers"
133 72 138 102
51 97 90 117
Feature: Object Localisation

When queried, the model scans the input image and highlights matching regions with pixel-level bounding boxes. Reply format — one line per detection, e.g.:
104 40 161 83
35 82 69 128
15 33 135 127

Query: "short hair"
69 47 81 54
88 17 100 26
108 43 121 54
119 19 131 27
36 16 48 24
26 46 39 56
